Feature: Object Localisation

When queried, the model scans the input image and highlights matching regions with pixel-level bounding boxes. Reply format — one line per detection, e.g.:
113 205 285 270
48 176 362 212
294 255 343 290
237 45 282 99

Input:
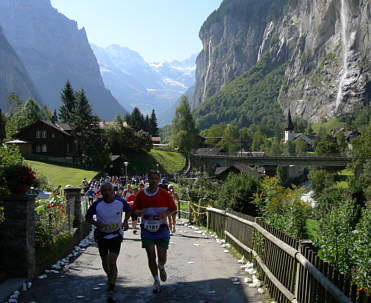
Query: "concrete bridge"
191 153 358 168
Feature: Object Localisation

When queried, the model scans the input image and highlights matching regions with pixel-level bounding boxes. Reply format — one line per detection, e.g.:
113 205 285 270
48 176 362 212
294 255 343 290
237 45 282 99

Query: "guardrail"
207 207 368 303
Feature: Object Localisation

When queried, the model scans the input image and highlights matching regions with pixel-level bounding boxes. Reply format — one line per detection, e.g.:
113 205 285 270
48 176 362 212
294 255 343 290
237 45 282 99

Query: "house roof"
40 120 72 136
151 137 161 142
215 163 261 178
111 155 121 162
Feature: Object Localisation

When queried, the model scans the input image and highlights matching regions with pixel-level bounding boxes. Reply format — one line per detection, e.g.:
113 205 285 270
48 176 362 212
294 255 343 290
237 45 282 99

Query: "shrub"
216 172 260 215
254 177 309 239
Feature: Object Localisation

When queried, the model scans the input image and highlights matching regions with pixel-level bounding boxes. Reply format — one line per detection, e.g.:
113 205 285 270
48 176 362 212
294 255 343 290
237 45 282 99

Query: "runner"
126 188 138 234
167 184 179 234
130 171 177 293
85 182 131 302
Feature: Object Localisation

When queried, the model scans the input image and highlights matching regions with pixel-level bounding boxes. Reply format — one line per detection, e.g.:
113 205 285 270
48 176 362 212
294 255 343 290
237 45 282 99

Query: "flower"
60 209 65 213
46 205 51 209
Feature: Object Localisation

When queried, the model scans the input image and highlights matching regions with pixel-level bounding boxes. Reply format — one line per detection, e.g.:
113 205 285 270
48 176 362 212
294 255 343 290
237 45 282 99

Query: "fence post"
64 187 82 228
0 194 36 279
188 201 192 224
207 210 210 231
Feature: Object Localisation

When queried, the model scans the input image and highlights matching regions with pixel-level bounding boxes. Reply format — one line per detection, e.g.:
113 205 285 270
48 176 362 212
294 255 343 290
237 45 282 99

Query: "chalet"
6 120 74 164
215 163 263 180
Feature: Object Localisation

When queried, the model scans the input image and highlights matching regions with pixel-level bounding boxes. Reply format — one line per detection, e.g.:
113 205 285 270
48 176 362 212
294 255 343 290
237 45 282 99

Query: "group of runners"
85 170 178 302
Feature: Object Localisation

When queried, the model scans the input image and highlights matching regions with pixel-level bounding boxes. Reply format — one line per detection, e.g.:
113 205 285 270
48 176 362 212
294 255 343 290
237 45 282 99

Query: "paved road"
19 223 263 303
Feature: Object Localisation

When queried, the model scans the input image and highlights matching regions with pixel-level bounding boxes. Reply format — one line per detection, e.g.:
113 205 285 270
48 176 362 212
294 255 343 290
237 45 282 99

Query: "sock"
158 265 164 270
108 283 115 291
154 276 160 283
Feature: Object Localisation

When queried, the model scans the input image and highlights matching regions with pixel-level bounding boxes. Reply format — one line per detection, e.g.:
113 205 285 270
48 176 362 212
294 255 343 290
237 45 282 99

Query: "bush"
254 177 309 239
216 172 260 215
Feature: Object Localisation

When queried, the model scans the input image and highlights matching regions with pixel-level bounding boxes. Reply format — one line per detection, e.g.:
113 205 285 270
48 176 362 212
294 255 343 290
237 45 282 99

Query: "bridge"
191 153 356 168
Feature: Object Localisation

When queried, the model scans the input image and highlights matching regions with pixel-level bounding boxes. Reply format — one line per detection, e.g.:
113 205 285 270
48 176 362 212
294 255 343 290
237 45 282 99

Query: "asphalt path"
19 223 263 303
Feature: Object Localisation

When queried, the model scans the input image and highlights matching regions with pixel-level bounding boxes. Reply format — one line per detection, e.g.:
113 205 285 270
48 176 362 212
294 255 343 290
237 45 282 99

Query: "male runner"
130 171 177 293
86 182 131 302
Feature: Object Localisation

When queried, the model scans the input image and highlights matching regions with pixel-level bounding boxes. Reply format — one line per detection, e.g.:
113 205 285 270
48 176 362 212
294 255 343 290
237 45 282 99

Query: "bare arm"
86 216 105 229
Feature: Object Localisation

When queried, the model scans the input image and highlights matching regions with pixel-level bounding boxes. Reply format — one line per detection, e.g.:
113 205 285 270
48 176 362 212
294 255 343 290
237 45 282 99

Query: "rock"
223 250 229 253
38 274 47 279
258 288 265 294
244 277 252 283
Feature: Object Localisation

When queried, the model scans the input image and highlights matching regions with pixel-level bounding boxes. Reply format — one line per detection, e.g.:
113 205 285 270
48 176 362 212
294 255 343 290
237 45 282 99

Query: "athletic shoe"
106 290 116 302
133 229 137 234
172 226 176 234
159 266 167 282
152 280 161 293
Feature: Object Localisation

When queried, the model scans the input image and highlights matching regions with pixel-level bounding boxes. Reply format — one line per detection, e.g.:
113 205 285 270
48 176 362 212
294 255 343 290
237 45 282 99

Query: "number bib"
144 220 161 233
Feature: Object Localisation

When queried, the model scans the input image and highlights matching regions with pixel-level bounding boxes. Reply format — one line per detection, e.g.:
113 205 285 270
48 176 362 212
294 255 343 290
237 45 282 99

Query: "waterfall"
202 39 212 102
335 0 350 110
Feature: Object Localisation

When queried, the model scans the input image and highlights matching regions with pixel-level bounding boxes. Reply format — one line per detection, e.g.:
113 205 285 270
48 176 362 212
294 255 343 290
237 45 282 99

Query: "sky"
50 0 222 63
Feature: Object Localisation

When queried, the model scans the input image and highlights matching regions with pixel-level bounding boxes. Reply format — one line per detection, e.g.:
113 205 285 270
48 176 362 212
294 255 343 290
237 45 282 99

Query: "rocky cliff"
192 0 370 125
0 0 125 120
0 27 40 110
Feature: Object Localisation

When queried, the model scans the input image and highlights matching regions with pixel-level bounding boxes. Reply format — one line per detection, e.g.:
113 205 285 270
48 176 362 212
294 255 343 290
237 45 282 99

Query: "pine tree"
40 104 51 120
0 109 5 143
130 107 144 131
170 96 199 154
59 80 76 123
51 109 58 123
150 109 159 136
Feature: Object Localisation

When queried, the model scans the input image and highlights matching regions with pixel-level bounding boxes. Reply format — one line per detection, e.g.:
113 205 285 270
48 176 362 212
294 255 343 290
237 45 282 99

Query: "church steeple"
285 109 294 131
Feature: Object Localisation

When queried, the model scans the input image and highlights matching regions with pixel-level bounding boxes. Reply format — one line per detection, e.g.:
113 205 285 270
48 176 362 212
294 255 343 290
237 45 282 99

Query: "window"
36 131 41 138
66 143 70 153
42 144 47 153
42 130 47 138
51 133 55 138
36 144 41 153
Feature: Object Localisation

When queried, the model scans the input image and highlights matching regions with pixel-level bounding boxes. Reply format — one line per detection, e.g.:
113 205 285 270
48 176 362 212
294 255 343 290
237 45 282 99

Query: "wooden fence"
207 207 370 303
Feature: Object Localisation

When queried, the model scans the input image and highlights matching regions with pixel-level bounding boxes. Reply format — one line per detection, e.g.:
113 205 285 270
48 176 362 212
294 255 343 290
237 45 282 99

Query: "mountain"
0 26 40 110
0 0 125 120
92 44 196 122
192 0 370 129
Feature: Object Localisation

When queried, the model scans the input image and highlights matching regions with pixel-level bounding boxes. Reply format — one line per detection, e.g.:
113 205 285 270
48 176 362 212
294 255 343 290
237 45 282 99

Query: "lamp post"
124 162 129 184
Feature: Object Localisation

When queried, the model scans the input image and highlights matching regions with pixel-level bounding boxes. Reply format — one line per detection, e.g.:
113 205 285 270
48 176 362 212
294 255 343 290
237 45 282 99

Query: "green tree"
129 107 144 131
217 172 260 215
218 124 240 153
170 96 199 154
315 135 339 154
59 80 76 123
150 109 159 136
40 104 51 120
308 168 336 198
51 109 58 123
23 98 41 123
285 140 295 155
204 124 225 147
251 131 266 151
270 137 283 155
295 138 307 154
0 110 5 143
7 93 23 115
240 127 253 151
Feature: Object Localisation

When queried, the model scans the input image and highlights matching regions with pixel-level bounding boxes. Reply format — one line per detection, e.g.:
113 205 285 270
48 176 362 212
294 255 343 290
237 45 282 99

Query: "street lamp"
124 162 129 184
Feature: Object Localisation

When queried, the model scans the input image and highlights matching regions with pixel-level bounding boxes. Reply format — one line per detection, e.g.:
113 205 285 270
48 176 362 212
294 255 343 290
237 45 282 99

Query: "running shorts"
98 236 122 257
141 237 170 250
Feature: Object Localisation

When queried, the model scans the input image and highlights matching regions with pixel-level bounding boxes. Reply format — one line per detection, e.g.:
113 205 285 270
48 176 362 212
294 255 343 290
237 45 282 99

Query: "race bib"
144 220 161 233
104 223 120 232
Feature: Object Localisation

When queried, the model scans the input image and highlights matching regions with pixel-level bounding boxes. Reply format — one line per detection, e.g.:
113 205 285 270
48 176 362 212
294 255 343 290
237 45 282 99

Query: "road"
19 223 263 303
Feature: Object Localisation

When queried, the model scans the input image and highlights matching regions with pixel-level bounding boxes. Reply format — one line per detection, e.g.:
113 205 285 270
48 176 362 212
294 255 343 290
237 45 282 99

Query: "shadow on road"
19 273 254 303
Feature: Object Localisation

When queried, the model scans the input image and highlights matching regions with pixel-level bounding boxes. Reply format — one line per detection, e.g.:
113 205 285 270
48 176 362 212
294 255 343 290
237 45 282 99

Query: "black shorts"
131 213 138 221
98 236 122 257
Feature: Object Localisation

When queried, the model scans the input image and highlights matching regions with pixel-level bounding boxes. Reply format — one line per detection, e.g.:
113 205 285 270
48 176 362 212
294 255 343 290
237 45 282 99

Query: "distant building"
6 120 74 164
215 163 263 180
284 109 295 143
151 137 161 144
284 110 313 149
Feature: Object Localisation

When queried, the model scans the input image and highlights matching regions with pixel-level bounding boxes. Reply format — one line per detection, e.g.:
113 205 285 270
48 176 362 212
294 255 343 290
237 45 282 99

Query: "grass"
123 149 185 175
26 160 97 188
35 232 74 267
305 218 320 241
